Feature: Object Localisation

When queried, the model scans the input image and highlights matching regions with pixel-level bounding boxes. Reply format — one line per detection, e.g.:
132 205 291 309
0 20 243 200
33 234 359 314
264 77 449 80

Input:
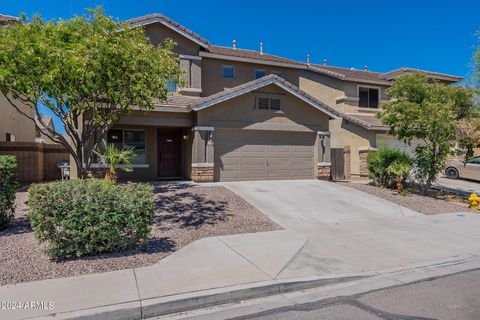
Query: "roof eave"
127 16 210 49
199 51 306 70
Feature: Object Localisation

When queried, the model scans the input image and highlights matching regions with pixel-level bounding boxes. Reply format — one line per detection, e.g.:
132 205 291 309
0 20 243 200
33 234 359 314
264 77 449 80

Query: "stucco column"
191 126 214 183
317 131 331 180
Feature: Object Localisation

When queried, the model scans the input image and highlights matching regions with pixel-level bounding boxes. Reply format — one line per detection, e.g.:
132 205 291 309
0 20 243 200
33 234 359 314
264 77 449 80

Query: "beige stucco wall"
201 58 300 97
196 84 329 133
299 70 390 114
299 70 345 112
144 24 200 55
330 118 378 176
0 94 36 142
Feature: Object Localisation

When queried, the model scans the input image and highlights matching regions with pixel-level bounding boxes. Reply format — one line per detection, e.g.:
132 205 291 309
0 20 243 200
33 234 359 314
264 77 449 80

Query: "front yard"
340 182 469 215
0 183 281 285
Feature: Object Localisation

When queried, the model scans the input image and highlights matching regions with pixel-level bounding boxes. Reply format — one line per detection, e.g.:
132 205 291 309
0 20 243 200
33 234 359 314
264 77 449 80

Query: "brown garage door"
214 129 316 182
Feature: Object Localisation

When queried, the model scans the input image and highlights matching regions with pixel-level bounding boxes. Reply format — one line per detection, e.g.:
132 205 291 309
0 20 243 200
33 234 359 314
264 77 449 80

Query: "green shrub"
28 179 154 258
366 147 413 188
0 155 17 230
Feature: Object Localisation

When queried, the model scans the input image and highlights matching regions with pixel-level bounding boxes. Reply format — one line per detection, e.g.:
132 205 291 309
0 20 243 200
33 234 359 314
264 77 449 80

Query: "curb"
21 256 480 320
30 274 370 320
141 274 368 319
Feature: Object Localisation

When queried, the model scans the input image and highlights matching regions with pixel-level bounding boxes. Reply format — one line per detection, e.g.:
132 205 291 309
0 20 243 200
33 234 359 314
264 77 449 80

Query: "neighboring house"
0 14 36 143
81 13 461 182
0 13 19 25
0 93 36 143
35 116 58 144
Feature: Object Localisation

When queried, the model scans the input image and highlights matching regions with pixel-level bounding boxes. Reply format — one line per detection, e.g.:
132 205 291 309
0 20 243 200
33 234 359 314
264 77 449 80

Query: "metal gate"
331 148 345 181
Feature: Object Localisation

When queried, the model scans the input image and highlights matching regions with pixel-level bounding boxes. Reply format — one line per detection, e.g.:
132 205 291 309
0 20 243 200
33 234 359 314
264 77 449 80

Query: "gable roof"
191 74 340 119
201 46 306 69
125 13 210 48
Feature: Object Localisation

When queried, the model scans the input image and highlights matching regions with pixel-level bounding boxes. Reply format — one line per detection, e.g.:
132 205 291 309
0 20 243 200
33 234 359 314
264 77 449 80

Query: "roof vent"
364 65 368 71
232 40 236 49
260 41 263 55
307 53 311 65
323 58 327 66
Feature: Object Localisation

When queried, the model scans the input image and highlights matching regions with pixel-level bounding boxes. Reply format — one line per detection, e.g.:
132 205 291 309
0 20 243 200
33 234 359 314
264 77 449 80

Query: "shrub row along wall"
0 142 69 183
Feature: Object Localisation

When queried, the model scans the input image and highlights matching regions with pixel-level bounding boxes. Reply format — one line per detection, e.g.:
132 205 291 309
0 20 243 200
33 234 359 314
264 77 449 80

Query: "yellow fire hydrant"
469 193 479 211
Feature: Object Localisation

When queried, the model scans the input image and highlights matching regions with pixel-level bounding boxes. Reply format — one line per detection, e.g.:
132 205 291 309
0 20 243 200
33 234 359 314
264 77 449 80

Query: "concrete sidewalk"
2 180 480 320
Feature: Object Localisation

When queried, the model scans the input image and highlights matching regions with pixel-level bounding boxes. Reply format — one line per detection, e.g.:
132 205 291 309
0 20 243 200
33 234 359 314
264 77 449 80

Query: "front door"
157 130 181 178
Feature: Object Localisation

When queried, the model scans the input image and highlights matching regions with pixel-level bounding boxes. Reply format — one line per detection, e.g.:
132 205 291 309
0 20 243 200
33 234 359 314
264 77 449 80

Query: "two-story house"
84 13 461 182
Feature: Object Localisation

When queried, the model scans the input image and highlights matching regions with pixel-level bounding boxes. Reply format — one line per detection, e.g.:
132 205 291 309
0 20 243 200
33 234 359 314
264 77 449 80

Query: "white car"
445 156 480 181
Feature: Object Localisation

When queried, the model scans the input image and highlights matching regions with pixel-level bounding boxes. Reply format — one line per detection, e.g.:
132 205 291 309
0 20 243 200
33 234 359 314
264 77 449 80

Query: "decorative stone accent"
359 150 369 177
317 164 331 180
191 164 214 183
86 168 106 179
359 148 377 177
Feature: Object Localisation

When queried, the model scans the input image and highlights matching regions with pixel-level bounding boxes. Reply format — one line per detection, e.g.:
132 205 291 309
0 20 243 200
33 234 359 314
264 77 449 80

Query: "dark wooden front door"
331 148 345 181
157 130 181 177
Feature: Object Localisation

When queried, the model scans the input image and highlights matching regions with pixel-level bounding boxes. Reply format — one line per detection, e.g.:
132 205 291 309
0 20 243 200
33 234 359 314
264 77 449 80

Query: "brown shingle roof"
191 74 340 119
382 68 463 82
310 65 386 82
205 46 305 67
125 13 210 47
0 14 19 24
343 114 388 131
154 94 201 109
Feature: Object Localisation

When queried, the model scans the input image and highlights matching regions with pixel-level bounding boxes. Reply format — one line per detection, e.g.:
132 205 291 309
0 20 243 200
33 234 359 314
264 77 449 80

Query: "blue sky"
1 0 479 131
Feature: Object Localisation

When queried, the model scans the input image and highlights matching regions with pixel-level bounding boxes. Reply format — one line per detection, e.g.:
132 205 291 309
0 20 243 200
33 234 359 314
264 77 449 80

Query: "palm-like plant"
93 142 138 181
387 161 412 193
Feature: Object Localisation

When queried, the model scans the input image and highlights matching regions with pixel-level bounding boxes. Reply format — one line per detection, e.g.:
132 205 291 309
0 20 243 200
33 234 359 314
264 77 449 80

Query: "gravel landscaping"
0 183 281 285
340 182 469 215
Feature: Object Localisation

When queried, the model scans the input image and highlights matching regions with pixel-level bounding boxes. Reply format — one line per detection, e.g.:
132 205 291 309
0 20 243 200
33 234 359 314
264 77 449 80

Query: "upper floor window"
222 65 235 79
255 70 266 79
359 87 379 108
256 95 281 111
271 71 283 78
166 80 177 92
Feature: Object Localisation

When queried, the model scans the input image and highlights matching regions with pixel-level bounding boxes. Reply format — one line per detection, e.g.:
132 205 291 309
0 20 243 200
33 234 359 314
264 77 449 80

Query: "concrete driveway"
222 180 479 279
223 180 418 231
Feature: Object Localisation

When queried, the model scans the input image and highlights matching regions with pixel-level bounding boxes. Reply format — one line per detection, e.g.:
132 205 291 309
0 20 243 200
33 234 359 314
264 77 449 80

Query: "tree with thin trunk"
0 8 182 178
379 73 474 188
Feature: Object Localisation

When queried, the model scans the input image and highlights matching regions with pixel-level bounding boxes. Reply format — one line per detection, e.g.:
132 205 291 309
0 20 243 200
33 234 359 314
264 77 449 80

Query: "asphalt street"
235 269 480 320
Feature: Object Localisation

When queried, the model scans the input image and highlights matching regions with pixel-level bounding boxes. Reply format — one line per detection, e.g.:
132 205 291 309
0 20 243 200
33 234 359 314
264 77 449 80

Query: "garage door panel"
242 158 266 165
214 129 315 182
268 145 290 152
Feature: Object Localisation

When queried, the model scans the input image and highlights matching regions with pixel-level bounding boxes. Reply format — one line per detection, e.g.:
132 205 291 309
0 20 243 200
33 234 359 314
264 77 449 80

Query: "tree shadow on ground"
50 236 177 263
152 183 232 229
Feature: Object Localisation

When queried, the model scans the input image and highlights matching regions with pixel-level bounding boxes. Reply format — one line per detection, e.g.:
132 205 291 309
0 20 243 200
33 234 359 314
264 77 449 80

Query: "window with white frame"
358 86 379 108
255 69 266 79
256 95 281 111
106 129 146 164
271 71 283 78
222 65 235 79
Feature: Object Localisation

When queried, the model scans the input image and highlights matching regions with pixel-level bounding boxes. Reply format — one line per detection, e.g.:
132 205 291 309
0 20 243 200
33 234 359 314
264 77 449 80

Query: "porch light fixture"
182 134 188 140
